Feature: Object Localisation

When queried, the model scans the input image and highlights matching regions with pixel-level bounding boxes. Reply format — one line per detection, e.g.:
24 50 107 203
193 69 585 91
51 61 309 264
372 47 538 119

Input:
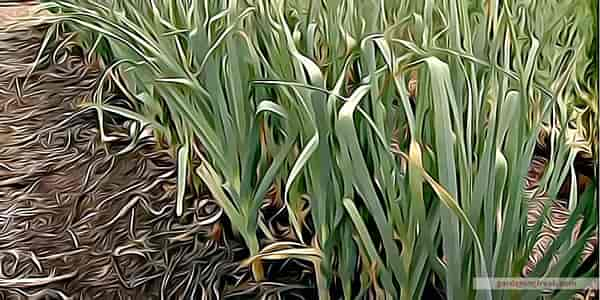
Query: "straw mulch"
0 13 252 300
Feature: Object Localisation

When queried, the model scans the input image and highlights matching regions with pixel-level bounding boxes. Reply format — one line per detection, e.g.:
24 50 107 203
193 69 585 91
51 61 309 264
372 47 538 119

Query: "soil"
0 5 245 300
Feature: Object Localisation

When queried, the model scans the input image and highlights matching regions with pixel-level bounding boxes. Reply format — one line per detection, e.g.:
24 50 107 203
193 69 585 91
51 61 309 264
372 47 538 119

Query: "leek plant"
42 0 597 298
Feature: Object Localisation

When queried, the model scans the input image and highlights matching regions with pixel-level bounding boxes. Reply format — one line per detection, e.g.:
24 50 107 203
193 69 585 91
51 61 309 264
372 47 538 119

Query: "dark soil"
0 21 248 300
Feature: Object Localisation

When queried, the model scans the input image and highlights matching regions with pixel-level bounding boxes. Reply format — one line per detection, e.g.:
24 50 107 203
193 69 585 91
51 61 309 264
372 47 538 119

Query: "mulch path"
0 8 245 300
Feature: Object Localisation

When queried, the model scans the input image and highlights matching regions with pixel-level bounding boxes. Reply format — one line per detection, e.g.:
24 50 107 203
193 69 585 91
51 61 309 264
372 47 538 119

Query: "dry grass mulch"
0 16 252 300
